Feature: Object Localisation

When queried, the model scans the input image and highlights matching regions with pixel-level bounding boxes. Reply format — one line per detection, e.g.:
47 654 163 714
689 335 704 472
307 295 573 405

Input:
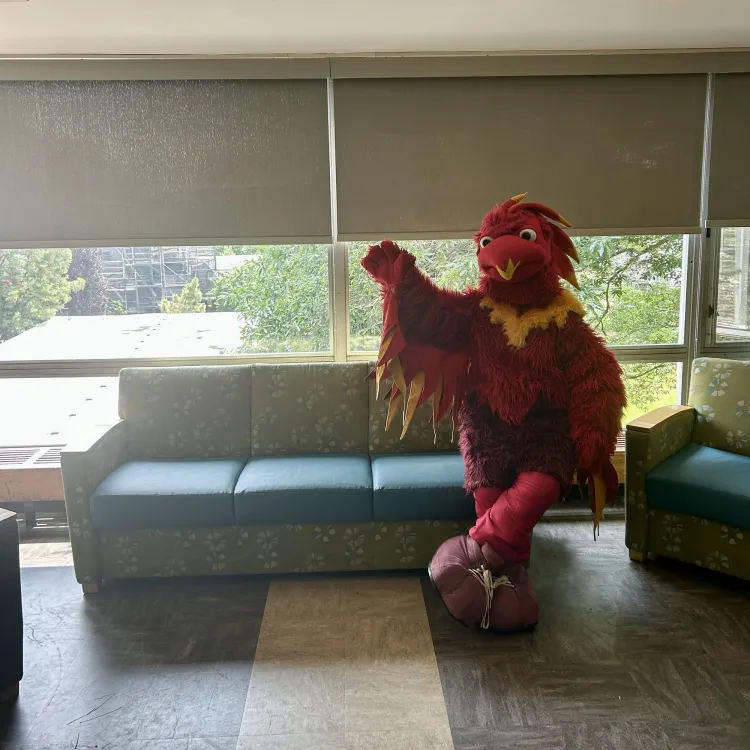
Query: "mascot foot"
428 535 538 633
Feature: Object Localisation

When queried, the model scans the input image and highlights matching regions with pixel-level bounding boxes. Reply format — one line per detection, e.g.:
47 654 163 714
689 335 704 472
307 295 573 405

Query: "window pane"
348 239 477 352
576 235 684 346
0 245 331 360
621 362 680 424
0 377 118 447
348 235 684 351
716 228 750 342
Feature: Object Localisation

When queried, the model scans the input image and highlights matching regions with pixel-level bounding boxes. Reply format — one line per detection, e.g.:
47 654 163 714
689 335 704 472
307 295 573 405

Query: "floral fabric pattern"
625 406 696 555
627 357 750 577
61 421 128 585
251 364 369 456
119 366 253 459
647 509 750 580
690 357 750 457
96 521 472 578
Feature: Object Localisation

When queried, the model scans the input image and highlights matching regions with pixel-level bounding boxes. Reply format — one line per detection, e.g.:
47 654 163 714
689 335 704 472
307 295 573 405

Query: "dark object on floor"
0 509 22 703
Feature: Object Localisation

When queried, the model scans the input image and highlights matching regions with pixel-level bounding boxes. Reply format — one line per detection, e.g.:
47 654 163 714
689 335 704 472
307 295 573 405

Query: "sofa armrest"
61 421 128 585
625 405 695 556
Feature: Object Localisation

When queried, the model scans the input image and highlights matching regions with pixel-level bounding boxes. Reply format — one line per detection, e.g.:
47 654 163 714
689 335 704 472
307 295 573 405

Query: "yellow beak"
496 259 521 281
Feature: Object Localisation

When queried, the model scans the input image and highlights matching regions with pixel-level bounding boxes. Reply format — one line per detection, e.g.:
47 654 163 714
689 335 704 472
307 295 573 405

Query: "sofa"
62 363 476 592
626 357 750 577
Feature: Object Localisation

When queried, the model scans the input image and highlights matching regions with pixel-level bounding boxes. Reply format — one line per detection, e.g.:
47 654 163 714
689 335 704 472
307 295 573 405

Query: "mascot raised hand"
362 194 625 632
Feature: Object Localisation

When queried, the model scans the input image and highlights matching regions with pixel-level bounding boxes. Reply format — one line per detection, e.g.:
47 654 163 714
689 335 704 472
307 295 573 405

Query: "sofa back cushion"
250 363 369 455
688 357 750 456
367 376 458 454
119 366 253 459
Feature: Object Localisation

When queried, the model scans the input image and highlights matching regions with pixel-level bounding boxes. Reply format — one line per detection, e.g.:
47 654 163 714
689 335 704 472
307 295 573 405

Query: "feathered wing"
369 269 473 439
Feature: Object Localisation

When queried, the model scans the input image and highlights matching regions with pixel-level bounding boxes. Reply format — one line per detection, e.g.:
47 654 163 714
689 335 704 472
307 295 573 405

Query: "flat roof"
0 312 246 362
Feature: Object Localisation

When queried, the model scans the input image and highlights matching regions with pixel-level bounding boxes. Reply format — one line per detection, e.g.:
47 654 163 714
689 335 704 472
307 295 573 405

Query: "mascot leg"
429 472 559 633
470 472 561 561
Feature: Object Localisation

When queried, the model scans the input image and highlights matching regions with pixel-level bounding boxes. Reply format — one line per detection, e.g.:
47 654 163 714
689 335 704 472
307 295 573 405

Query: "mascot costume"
362 194 626 632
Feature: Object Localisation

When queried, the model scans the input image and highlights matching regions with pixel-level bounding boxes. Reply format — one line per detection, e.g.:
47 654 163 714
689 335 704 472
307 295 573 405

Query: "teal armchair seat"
626 357 750 579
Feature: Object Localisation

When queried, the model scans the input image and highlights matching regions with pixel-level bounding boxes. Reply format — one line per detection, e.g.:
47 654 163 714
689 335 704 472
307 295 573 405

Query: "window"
0 377 118 447
620 362 681 425
714 228 750 343
0 244 332 363
347 234 687 352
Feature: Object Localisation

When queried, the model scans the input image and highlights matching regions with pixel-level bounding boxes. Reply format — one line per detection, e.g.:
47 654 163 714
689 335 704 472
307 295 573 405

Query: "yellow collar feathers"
480 290 585 348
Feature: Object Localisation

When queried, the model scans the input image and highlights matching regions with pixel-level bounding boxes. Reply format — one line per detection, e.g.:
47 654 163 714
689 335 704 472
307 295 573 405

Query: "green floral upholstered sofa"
62 364 473 592
626 357 750 578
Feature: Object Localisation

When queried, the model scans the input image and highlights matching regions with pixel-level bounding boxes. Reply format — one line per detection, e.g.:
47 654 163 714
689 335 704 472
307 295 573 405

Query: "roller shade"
708 73 750 227
334 75 706 238
0 80 332 247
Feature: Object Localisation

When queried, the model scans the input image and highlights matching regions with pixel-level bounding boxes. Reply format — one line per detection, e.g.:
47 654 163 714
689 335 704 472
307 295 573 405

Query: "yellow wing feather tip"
511 192 528 203
557 214 573 228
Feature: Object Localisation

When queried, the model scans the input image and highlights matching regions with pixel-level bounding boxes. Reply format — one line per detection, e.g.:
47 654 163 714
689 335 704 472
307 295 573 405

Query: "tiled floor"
3 520 750 749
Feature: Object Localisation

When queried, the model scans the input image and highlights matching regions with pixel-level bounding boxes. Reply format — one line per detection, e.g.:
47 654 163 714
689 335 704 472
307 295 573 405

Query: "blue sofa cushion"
647 444 750 528
90 459 244 530
234 456 373 525
371 453 472 522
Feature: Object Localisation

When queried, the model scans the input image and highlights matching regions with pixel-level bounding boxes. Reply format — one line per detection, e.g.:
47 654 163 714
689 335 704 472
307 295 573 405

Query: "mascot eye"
479 236 493 248
519 228 537 242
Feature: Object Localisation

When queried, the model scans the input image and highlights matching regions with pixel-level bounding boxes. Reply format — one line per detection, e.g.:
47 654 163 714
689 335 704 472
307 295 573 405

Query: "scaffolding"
101 246 217 313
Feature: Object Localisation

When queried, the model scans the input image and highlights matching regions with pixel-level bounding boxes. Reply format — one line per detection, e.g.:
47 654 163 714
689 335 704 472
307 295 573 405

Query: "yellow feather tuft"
566 244 580 263
377 326 397 364
566 271 581 290
375 363 386 398
401 371 425 439
385 391 404 431
593 473 606 539
388 355 407 396
557 214 573 228
511 192 528 203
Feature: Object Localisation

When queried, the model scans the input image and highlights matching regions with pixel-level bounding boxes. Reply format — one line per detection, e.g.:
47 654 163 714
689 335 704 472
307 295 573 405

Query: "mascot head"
475 193 579 305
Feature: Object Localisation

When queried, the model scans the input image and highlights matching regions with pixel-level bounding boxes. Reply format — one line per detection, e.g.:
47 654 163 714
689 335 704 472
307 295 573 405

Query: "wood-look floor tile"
345 664 449 734
254 618 348 668
236 734 346 749
510 661 648 725
238 665 345 736
345 726 453 749
452 726 565 750
345 614 435 667
437 659 544 730
628 656 750 720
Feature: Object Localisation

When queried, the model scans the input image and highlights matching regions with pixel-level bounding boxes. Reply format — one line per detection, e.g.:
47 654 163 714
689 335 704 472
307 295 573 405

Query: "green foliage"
67 248 109 315
0 249 84 342
109 300 128 315
160 277 206 314
209 245 329 353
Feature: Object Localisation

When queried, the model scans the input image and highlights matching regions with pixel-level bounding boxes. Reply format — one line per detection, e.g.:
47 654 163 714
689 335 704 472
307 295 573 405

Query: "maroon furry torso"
454 293 582 492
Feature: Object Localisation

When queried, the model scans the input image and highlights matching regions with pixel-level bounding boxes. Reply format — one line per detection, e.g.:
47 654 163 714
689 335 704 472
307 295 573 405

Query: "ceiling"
1 0 749 57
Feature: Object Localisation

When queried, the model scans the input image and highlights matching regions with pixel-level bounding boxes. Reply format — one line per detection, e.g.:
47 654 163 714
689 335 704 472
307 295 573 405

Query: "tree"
160 277 206 313
209 245 329 353
0 249 84 342
109 300 128 315
67 248 109 315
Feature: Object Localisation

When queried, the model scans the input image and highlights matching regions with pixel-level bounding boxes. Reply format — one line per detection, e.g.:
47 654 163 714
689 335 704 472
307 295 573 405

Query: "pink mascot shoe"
428 535 538 632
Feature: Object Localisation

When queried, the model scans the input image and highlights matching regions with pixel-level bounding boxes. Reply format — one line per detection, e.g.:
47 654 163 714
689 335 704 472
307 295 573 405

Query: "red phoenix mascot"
362 194 625 632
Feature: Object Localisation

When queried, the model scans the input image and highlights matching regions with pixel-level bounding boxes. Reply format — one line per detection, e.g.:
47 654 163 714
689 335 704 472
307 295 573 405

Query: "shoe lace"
468 565 515 630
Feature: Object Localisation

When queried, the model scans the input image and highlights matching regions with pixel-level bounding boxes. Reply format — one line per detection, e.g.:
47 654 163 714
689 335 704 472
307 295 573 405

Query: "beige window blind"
334 75 706 239
0 79 332 247
707 73 750 227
